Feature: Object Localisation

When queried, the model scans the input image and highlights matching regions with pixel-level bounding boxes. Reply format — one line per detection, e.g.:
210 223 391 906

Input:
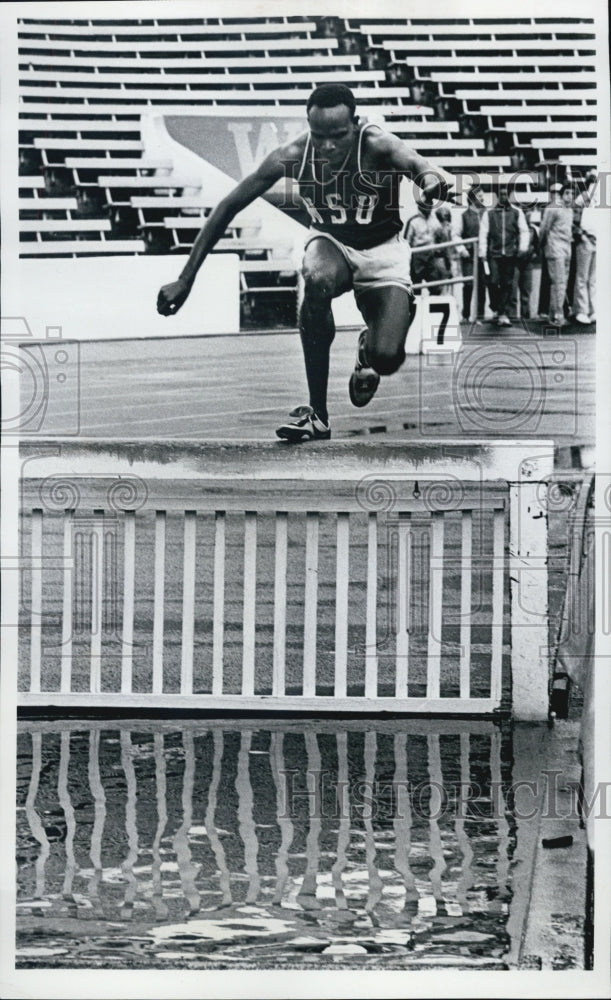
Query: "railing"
19 440 553 719
410 235 479 314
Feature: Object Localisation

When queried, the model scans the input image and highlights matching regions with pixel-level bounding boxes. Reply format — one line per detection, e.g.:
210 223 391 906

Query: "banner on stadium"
165 114 308 221
165 115 307 182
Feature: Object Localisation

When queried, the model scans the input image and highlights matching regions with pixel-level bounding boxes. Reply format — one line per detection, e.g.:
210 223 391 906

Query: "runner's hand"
157 277 192 316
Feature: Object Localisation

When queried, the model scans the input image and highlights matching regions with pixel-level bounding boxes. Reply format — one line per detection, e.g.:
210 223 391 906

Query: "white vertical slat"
303 512 319 697
212 511 226 695
459 511 473 700
180 511 197 695
334 513 350 698
60 509 74 694
90 513 104 694
272 512 288 697
152 511 166 694
30 509 43 694
242 512 257 696
120 511 136 694
365 513 378 698
426 512 444 700
490 507 505 704
395 514 411 697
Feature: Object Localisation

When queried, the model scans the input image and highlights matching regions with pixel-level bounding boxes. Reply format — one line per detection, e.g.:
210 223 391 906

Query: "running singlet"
295 124 403 251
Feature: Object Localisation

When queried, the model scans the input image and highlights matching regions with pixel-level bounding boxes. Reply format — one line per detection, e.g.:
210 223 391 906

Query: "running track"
29 320 594 449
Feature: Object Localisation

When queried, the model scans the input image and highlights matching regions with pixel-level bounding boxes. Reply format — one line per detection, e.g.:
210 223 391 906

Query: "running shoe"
275 405 331 443
348 328 380 408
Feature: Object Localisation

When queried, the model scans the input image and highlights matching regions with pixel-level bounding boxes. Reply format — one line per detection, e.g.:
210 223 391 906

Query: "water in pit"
17 718 528 970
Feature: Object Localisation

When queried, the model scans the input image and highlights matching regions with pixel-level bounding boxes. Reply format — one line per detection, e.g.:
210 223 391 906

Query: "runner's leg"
300 237 352 422
357 285 416 376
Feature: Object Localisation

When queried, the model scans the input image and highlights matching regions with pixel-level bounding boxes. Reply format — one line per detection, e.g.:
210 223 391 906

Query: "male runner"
157 83 454 442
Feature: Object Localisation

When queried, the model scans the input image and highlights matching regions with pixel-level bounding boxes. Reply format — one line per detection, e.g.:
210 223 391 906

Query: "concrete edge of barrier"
19 437 556 482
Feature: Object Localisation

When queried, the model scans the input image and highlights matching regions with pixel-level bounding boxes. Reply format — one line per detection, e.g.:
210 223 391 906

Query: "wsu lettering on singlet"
296 124 403 251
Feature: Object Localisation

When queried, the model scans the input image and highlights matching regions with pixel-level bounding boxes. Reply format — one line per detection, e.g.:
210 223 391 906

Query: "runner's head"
306 84 359 167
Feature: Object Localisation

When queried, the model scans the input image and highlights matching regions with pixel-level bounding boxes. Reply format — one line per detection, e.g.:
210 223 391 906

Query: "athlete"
157 83 455 442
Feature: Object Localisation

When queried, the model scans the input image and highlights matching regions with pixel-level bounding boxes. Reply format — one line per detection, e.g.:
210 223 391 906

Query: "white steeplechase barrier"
18 439 553 719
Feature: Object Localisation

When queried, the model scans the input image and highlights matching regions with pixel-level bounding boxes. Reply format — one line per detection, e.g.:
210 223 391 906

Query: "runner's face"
307 104 357 167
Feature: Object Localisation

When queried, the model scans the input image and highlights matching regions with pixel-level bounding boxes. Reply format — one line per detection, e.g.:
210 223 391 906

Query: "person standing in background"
573 198 597 324
434 205 465 300
539 182 574 327
572 172 597 325
479 182 529 326
512 204 541 320
460 186 487 322
404 194 444 294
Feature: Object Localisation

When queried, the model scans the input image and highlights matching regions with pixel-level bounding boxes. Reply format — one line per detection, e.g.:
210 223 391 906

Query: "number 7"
429 302 451 344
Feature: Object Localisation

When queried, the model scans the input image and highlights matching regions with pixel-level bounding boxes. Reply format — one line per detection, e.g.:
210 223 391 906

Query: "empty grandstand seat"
19 196 78 214
17 12 597 291
34 138 145 158
19 176 46 194
357 20 595 36
18 19 319 36
20 238 146 256
505 121 596 132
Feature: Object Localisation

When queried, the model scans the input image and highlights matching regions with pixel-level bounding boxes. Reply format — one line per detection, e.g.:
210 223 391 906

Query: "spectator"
512 205 541 320
573 191 597 324
573 170 598 325
539 183 574 327
435 205 460 298
460 186 487 321
404 195 444 294
479 182 530 326
386 62 410 84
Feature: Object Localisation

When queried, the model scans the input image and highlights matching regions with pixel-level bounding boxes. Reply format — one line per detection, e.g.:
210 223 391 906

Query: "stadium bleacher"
18 14 597 326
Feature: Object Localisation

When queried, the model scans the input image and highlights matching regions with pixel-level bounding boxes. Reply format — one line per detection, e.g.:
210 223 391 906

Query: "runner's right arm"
157 142 301 316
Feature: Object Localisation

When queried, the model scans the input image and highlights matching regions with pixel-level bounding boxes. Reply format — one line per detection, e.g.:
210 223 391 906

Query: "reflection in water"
17 720 517 969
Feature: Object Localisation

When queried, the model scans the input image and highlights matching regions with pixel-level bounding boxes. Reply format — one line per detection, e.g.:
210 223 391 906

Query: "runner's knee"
369 343 405 376
302 267 336 305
